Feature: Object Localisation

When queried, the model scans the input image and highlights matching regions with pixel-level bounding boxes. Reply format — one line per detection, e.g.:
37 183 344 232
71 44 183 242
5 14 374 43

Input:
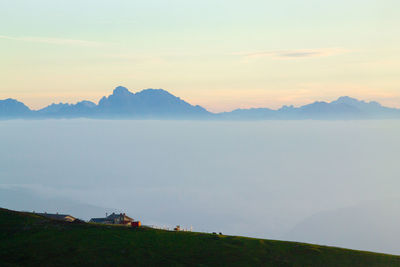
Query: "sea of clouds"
1 119 399 254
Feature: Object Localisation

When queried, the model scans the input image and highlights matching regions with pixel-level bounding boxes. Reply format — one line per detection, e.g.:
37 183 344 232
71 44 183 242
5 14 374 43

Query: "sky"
0 0 399 112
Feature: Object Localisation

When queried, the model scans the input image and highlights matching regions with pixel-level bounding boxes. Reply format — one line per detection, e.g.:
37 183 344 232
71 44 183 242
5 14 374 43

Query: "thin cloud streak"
0 35 104 46
237 48 349 59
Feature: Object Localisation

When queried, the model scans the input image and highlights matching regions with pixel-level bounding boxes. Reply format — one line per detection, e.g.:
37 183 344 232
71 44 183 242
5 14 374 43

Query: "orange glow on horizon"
3 88 400 113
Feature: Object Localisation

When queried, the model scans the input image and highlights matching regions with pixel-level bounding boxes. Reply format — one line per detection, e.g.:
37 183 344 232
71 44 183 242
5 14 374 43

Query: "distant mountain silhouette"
38 101 96 118
0 98 32 118
218 96 400 120
96 86 210 118
292 96 400 119
0 87 399 119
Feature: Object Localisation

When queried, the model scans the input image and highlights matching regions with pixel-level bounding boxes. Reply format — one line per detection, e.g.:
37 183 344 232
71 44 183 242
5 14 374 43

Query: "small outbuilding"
131 221 141 228
38 213 76 222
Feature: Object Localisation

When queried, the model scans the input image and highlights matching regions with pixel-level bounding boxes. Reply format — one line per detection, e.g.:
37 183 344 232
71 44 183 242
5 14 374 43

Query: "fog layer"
1 120 399 254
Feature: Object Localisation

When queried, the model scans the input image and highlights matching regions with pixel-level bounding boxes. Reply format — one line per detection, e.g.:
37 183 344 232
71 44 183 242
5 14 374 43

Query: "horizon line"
1 86 399 113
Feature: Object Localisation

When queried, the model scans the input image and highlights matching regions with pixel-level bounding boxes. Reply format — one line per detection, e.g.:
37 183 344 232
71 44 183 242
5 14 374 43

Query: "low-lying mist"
1 119 399 254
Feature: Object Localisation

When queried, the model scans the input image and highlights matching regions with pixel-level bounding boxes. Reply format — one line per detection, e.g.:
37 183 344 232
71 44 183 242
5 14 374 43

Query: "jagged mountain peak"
0 98 32 117
332 96 363 105
96 86 210 117
0 98 30 108
137 88 172 95
76 101 96 107
2 98 21 103
112 86 132 96
331 96 382 109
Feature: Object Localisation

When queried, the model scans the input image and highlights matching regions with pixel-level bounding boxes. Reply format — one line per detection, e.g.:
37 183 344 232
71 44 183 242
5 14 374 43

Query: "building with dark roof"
89 213 134 225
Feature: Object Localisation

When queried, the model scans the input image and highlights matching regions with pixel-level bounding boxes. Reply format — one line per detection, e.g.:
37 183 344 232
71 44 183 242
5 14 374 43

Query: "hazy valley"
1 119 399 254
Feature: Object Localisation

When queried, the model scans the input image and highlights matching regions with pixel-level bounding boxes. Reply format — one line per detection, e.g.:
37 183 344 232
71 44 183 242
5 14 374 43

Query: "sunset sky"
1 0 399 112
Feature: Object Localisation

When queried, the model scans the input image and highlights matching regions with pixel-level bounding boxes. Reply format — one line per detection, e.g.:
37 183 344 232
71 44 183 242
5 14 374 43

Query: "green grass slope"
0 208 399 267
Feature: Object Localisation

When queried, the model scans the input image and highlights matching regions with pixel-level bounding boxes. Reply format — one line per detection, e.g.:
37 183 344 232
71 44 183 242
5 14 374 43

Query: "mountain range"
1 86 399 120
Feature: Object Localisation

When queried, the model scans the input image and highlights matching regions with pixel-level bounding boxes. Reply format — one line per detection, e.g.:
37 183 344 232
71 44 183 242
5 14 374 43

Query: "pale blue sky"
0 0 399 111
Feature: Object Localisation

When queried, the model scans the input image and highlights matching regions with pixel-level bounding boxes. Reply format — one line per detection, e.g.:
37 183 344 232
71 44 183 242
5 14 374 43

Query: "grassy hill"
0 208 399 266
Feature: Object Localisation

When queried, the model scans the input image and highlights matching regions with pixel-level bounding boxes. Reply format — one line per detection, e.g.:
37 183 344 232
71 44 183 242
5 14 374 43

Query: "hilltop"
0 86 400 119
1 208 399 266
